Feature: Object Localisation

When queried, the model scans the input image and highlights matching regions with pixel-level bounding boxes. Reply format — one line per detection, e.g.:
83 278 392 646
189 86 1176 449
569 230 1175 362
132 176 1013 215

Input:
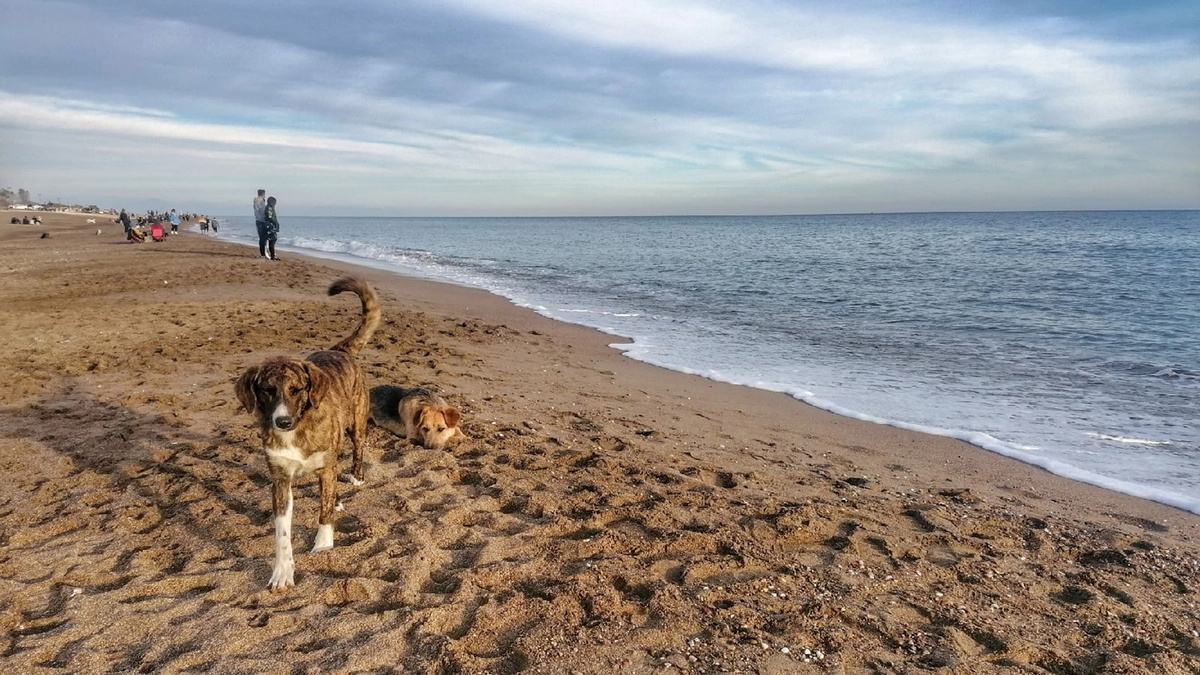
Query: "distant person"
119 209 131 234
210 217 219 234
253 188 269 258
263 196 281 260
169 209 180 234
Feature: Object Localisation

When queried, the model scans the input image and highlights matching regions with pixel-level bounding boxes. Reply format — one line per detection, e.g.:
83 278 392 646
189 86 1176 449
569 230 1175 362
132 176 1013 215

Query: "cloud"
0 0 1196 214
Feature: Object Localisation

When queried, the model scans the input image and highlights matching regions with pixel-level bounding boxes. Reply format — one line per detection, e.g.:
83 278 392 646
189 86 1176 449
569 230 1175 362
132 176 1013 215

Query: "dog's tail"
328 277 381 357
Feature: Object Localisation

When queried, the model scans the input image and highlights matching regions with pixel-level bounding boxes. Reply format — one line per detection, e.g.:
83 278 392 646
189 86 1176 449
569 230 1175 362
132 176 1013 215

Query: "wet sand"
1 211 1197 674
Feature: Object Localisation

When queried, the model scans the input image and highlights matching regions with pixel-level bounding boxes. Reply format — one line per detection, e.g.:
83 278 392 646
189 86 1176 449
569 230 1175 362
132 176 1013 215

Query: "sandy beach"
1 211 1198 674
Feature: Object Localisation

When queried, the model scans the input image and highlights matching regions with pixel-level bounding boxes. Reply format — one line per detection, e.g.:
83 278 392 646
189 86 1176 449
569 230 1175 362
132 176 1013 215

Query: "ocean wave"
1085 433 1173 446
1153 367 1199 381
276 236 511 293
1092 359 1200 382
287 236 434 264
557 308 643 318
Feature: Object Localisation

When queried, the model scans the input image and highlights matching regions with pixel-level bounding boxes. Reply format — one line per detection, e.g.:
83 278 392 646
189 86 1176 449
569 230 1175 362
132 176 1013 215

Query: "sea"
205 211 1200 514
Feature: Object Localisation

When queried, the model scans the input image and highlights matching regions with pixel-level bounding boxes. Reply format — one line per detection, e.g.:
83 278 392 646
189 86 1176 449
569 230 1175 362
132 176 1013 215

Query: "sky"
1 0 1197 216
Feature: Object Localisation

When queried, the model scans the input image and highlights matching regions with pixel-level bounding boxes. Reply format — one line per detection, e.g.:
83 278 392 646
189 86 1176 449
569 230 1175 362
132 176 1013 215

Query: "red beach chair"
150 224 166 242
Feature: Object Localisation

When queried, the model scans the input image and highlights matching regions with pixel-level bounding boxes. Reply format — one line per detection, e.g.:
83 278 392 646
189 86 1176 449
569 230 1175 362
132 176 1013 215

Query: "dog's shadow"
0 383 264 565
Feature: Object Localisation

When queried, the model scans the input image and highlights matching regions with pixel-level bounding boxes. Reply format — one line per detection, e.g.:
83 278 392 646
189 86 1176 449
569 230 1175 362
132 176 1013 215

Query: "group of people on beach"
118 208 219 242
107 190 277 253
253 189 282 260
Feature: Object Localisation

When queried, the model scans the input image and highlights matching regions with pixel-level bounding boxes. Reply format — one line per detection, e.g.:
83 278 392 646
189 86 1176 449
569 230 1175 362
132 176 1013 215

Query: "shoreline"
211 216 1200 517
2 211 1198 673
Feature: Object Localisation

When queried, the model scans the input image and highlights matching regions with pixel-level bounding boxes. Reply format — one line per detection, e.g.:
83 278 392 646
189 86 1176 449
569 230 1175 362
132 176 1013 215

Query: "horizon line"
211 207 1200 219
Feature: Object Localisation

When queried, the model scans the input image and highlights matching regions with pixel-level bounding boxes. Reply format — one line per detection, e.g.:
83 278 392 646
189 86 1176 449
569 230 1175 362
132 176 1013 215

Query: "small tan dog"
370 385 465 450
235 277 379 590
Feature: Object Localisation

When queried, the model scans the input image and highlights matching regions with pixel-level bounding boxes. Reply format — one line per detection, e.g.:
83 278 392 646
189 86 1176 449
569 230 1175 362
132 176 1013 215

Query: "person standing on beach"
263 196 281 260
253 188 269 258
118 209 131 234
168 209 180 234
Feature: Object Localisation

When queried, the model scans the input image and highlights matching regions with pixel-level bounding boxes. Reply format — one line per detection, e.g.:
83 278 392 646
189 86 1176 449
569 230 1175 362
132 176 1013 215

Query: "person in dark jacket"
263 196 281 260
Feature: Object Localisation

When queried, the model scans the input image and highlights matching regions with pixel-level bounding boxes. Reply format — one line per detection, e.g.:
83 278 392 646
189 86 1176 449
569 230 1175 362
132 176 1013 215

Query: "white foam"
613 341 1200 516
557 308 643 318
1086 433 1173 446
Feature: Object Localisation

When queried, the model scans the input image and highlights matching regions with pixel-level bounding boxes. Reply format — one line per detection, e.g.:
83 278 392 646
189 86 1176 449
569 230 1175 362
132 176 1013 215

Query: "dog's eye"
437 427 446 433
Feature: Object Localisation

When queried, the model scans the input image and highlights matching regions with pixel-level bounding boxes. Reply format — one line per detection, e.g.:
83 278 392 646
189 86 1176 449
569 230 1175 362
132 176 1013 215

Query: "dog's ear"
411 406 426 429
303 362 329 408
442 407 462 428
235 366 259 413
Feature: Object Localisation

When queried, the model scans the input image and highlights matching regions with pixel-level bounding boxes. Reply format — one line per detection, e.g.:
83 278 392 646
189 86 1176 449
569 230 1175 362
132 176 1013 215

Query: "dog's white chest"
266 439 328 478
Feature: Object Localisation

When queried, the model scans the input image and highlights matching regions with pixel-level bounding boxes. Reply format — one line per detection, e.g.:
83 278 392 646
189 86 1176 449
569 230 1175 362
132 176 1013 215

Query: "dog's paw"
312 524 334 552
345 474 365 487
334 501 345 512
268 560 295 590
